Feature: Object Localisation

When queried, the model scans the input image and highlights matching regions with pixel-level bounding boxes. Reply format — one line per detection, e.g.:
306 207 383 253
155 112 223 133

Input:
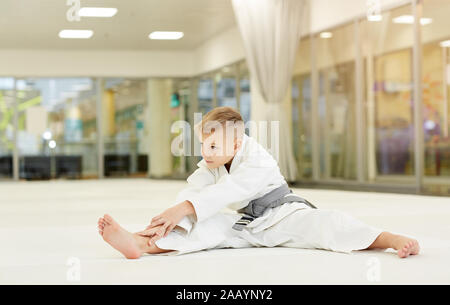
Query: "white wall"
0 49 195 78
193 26 246 74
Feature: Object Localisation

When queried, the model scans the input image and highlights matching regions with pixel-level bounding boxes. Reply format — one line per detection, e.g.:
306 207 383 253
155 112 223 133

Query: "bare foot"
392 235 420 258
99 214 142 259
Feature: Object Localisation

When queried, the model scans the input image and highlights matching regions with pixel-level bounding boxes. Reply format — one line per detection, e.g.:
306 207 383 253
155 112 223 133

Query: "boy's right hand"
136 223 176 246
136 226 162 239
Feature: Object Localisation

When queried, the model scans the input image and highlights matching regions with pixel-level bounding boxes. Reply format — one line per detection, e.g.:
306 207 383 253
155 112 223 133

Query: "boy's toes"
398 246 408 258
398 242 415 258
98 217 106 226
97 217 106 236
104 214 113 224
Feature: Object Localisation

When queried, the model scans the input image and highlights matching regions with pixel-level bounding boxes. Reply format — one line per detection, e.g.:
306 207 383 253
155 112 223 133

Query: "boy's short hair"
195 106 245 140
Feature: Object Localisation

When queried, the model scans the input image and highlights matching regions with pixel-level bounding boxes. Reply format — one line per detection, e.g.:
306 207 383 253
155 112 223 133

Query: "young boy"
98 107 420 259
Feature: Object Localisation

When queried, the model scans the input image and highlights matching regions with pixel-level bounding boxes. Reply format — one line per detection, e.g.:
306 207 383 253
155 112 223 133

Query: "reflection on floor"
1 179 449 284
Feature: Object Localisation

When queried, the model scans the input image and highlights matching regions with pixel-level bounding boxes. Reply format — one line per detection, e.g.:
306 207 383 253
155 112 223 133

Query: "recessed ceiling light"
149 31 184 40
320 32 333 39
393 15 432 25
367 14 383 22
59 30 93 39
79 7 118 18
420 17 432 25
440 40 450 48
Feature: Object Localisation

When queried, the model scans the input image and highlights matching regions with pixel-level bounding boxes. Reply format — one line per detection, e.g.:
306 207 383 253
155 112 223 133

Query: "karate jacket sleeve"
183 156 277 225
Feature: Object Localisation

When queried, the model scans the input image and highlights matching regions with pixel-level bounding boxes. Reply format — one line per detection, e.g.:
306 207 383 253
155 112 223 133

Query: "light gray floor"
1 178 449 284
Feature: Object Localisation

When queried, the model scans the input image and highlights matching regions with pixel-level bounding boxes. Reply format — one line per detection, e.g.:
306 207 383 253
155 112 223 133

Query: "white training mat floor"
1 178 449 284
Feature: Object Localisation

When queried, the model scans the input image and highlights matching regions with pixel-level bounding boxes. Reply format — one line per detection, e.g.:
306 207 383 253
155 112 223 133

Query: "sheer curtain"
232 0 306 181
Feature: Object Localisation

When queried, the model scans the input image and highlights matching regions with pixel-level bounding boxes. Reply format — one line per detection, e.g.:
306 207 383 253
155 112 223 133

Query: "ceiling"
0 0 236 50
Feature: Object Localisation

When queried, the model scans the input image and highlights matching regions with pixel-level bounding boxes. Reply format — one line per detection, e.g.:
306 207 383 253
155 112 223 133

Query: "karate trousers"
153 202 383 256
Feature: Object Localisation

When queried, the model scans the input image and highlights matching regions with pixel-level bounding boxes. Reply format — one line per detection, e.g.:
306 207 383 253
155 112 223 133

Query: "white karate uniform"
154 134 382 256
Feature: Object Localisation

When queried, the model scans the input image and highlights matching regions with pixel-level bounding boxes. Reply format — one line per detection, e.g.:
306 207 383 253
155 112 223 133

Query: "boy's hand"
136 225 165 243
144 201 194 245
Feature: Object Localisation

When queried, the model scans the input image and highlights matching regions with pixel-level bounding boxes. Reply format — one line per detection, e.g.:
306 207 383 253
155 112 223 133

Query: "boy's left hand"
143 204 186 245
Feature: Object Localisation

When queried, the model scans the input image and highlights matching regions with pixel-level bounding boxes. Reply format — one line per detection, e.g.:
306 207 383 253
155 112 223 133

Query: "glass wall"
2 59 246 182
292 37 313 179
197 77 214 114
361 5 415 180
316 23 357 180
238 61 251 126
192 60 250 163
0 78 14 179
15 78 98 180
288 1 450 195
195 60 251 123
102 78 147 177
0 72 236 181
421 0 450 178
216 65 237 109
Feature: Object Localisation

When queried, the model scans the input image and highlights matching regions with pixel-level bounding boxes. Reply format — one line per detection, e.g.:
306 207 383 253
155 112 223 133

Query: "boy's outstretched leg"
98 214 174 259
366 231 420 258
260 209 420 259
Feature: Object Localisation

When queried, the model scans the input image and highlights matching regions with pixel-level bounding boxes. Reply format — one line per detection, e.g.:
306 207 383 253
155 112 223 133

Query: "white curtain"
232 0 305 181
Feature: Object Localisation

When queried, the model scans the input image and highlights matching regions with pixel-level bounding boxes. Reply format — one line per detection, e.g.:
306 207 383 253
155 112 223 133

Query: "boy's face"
200 130 241 169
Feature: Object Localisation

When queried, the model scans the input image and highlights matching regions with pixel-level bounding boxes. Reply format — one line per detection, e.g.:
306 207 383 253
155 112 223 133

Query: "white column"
147 79 173 178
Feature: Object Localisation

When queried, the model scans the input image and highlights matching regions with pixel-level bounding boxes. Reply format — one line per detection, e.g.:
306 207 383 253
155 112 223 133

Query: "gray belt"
232 183 317 231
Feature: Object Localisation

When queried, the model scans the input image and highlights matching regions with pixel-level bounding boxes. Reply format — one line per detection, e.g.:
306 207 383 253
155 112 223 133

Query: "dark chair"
104 154 130 177
137 154 148 173
55 155 82 179
21 156 51 180
0 155 13 178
